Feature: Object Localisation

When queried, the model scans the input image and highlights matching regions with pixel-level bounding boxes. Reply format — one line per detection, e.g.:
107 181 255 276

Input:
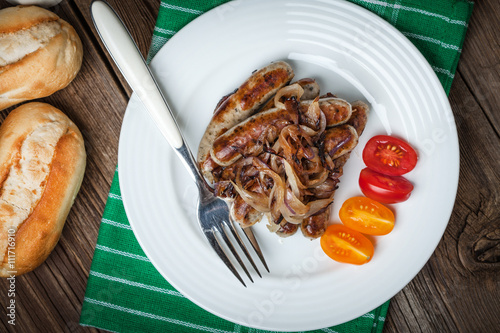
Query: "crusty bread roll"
0 5 83 111
0 102 86 276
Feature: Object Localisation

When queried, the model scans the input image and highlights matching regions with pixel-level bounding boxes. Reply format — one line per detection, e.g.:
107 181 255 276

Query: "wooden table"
0 1 498 332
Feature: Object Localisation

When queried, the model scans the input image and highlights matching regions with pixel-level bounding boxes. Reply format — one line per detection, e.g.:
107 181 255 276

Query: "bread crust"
0 6 83 111
0 102 86 277
0 5 58 33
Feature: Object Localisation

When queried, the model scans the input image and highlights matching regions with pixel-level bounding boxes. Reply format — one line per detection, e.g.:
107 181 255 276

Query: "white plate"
118 0 459 330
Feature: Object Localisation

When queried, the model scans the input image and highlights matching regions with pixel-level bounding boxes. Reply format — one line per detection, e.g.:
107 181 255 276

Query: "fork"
91 1 268 286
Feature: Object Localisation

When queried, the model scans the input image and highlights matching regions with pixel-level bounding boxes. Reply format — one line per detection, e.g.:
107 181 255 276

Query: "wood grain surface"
0 0 498 332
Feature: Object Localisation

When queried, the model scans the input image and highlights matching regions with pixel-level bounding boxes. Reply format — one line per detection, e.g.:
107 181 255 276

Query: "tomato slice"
363 135 418 176
339 196 395 235
359 168 414 204
320 224 374 265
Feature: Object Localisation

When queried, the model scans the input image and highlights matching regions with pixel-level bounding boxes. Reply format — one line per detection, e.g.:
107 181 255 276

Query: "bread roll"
0 102 86 276
0 6 83 111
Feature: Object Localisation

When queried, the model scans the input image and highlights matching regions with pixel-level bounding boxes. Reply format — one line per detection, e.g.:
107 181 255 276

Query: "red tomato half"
363 135 418 176
359 168 414 204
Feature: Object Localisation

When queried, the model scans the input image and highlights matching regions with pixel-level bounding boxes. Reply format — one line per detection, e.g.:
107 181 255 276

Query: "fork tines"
209 219 268 287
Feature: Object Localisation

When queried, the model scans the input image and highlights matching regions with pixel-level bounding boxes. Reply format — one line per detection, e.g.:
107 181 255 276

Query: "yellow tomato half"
339 196 395 235
320 224 374 265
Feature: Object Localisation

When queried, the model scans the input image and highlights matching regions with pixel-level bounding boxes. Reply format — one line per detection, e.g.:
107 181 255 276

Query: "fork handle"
91 1 182 148
91 1 209 189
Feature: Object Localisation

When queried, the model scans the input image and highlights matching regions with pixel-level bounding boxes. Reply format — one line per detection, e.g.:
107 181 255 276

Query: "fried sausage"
295 78 320 100
347 100 369 136
276 221 299 238
322 124 359 160
301 209 330 239
198 61 294 183
230 195 263 228
210 106 299 166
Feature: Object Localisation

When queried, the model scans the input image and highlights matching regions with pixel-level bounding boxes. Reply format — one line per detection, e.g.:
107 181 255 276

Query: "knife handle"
90 0 183 149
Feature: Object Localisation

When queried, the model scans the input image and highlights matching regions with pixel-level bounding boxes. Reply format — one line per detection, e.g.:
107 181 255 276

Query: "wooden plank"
0 1 158 332
457 0 500 136
72 0 160 97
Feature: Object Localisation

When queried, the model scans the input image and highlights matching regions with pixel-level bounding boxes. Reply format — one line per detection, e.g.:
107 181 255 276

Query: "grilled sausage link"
296 78 321 100
210 105 299 166
301 209 330 239
323 124 359 160
347 101 369 136
230 195 263 228
276 221 299 237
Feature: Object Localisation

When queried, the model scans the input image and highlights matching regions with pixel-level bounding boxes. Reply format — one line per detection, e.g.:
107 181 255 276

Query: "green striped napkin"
80 0 473 332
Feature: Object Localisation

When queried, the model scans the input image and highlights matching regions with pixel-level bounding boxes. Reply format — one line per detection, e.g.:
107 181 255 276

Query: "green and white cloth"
80 1 473 332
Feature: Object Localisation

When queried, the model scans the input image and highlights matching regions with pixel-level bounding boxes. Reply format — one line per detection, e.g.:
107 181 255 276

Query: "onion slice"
274 83 304 109
280 187 333 224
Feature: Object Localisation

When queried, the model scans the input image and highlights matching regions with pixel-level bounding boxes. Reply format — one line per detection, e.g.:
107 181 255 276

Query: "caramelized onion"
299 97 326 136
274 83 304 109
230 157 285 217
283 159 306 197
279 125 315 166
280 187 333 224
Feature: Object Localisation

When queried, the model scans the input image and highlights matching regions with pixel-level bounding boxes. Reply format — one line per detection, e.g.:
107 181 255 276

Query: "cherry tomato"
359 168 414 204
363 135 418 176
320 224 374 265
339 196 395 235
